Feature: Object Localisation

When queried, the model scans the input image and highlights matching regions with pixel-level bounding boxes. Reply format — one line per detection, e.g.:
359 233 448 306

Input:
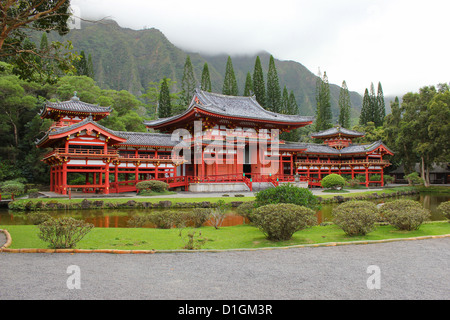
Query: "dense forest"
0 4 448 189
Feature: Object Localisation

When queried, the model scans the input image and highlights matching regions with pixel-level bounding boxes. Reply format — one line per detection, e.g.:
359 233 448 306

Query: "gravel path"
0 238 449 300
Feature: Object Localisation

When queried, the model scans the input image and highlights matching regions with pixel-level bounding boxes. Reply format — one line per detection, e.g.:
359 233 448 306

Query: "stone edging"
1 228 449 254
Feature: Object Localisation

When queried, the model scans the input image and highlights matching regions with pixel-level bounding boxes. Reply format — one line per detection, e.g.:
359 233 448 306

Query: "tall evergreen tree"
243 72 253 96
359 88 371 125
181 55 197 105
39 32 49 51
338 80 351 128
201 62 211 92
253 56 266 106
266 55 282 113
158 78 172 118
369 82 378 125
222 56 238 96
281 85 289 114
288 91 299 115
87 53 94 79
76 51 88 76
315 71 333 131
376 82 386 126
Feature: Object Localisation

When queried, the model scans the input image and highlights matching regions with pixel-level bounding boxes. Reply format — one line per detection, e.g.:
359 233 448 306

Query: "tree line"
158 55 299 120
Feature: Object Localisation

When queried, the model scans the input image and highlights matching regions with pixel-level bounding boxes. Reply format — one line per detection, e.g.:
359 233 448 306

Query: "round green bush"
379 199 430 230
332 200 379 236
321 174 345 190
236 201 257 223
37 217 94 249
136 180 169 193
437 201 450 221
1 180 25 195
255 184 319 210
252 203 317 241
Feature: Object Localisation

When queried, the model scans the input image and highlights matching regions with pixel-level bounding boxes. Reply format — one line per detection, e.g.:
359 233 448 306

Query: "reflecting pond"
0 193 448 228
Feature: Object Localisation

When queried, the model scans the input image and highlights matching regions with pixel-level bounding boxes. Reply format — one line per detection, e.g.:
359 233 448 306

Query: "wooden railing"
295 159 390 166
43 148 186 163
43 148 119 159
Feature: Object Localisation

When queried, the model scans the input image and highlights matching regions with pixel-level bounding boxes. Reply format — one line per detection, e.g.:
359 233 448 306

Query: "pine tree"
201 62 211 92
181 55 197 105
76 51 88 76
39 32 49 51
338 80 351 128
359 88 371 125
281 85 289 114
158 78 172 118
222 56 238 96
315 71 333 131
376 82 386 126
243 72 253 96
87 53 94 79
288 91 299 115
369 82 378 125
253 56 266 107
266 55 282 113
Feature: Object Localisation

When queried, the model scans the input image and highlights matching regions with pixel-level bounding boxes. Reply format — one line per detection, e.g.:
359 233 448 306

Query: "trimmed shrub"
252 203 317 241
28 212 52 225
379 199 430 230
404 172 424 186
255 184 319 210
332 201 379 236
37 217 94 249
189 208 211 228
1 179 25 195
148 210 187 229
346 179 361 188
437 201 450 221
383 175 395 186
136 180 169 193
127 215 151 228
236 201 257 223
321 174 345 190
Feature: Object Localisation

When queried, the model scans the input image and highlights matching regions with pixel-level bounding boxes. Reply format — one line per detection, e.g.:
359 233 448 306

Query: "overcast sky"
71 0 450 97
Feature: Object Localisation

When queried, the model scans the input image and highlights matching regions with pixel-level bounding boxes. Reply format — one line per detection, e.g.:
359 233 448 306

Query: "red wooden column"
115 164 119 193
62 161 68 195
50 166 54 192
104 163 110 194
365 165 369 188
365 155 370 187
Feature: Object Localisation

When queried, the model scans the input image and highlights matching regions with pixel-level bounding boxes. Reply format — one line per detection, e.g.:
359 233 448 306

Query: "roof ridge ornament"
71 91 80 102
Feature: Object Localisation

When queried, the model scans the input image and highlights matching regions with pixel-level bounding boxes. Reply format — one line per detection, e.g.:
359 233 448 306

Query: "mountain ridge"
46 19 362 118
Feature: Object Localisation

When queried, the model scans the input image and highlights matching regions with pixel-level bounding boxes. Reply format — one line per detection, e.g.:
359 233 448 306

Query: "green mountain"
46 19 362 118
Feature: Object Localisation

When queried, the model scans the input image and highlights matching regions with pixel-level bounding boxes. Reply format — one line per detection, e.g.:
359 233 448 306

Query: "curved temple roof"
310 126 365 139
40 93 112 120
145 89 314 129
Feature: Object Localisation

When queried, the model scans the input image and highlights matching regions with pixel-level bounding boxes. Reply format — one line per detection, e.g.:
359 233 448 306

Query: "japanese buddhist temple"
36 90 393 195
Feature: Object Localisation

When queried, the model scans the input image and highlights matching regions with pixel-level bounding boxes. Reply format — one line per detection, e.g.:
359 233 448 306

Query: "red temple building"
36 90 393 195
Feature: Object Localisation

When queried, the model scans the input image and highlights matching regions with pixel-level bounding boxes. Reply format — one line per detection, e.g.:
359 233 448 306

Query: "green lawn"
2 221 449 251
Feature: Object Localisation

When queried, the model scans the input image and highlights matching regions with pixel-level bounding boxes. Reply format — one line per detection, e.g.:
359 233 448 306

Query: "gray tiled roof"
36 117 124 146
279 140 392 155
42 95 112 115
114 131 184 147
145 89 314 127
311 126 364 138
36 117 183 148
